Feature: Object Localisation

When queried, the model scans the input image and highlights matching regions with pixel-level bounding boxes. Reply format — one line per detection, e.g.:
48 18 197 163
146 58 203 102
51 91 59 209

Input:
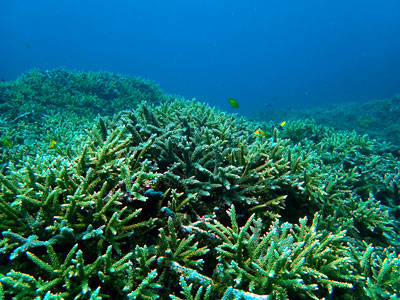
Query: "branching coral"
202 205 356 300
0 118 164 298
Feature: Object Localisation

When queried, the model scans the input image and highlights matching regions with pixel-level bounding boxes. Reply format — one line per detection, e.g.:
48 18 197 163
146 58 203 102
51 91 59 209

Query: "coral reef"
0 68 168 117
249 94 400 151
0 70 399 299
0 69 173 168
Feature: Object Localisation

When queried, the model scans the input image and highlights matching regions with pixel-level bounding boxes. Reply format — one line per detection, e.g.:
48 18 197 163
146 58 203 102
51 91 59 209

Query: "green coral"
170 276 212 300
203 205 356 299
0 68 173 168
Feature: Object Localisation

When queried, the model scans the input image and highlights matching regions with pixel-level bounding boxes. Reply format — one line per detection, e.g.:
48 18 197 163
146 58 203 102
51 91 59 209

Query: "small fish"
2 139 13 148
254 128 268 137
48 140 57 149
279 121 286 127
228 97 239 108
25 43 31 49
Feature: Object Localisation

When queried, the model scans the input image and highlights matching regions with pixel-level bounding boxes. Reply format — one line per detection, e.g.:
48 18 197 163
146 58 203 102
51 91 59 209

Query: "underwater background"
1 1 400 299
1 0 400 112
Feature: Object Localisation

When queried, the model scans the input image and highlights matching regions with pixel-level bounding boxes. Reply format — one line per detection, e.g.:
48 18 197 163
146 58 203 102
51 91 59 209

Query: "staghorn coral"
106 100 326 225
0 120 163 298
0 68 172 169
202 205 356 300
259 120 399 245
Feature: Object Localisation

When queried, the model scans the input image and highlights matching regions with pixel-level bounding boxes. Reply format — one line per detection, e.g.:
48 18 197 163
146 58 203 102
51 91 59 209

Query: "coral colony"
0 69 399 299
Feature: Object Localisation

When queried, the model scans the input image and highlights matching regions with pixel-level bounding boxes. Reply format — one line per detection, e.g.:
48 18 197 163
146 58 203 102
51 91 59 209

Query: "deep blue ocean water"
1 0 400 114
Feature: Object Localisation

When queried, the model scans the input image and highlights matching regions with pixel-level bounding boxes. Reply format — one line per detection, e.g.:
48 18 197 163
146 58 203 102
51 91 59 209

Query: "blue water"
1 0 400 114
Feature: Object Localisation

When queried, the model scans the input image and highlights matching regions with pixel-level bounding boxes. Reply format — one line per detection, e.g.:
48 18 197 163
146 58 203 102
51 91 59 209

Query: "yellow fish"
48 140 57 149
228 97 239 108
254 128 267 137
279 121 286 127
